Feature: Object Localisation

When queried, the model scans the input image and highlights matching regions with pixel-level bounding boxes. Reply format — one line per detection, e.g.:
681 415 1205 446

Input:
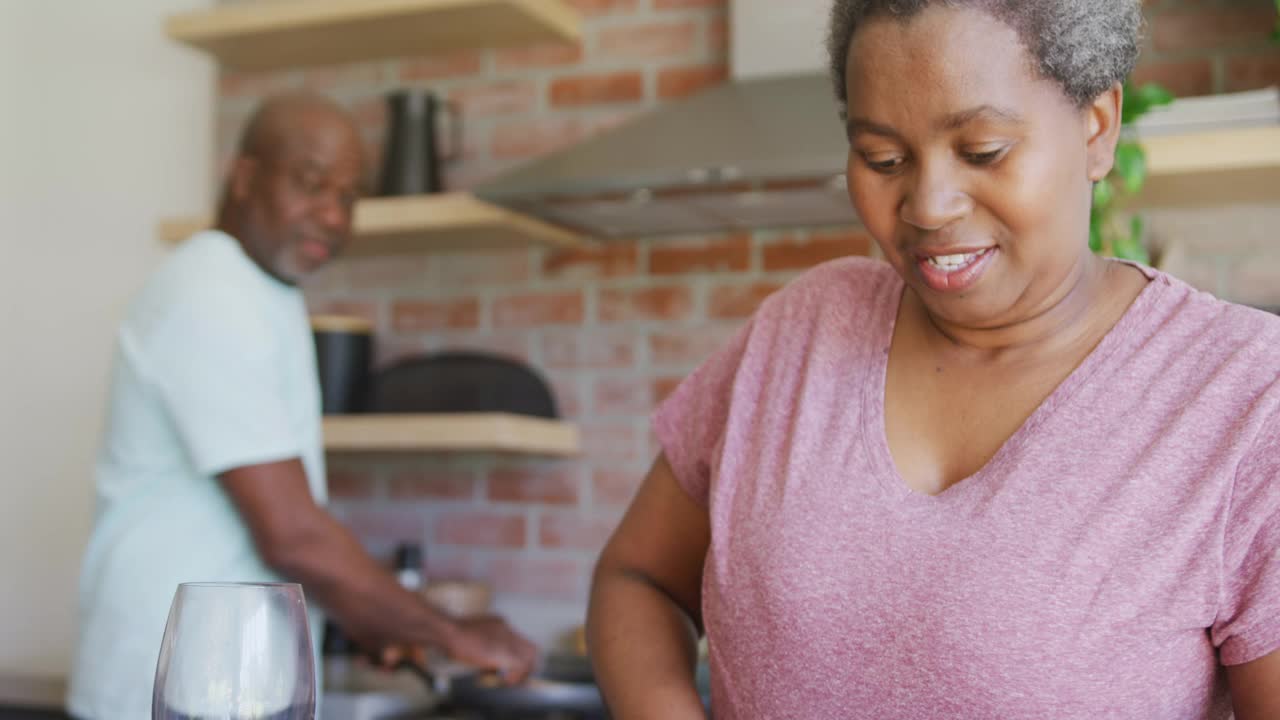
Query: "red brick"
449 80 538 116
488 467 581 505
492 117 589 160
580 421 642 463
342 509 426 544
550 72 645 107
434 333 534 363
1225 53 1280 93
763 230 873 271
487 554 585 601
399 51 484 81
1152 8 1276 52
542 331 637 370
387 469 477 501
658 64 729 100
493 291 585 328
707 13 729 53
348 95 389 135
433 250 532 287
543 243 640 280
592 467 644 506
433 512 526 548
592 377 655 416
546 373 585 419
304 62 384 92
650 234 751 274
341 255 432 291
649 325 738 366
392 298 480 332
598 21 699 61
328 469 379 500
599 286 694 323
425 549 483 582
653 376 684 403
709 281 783 319
494 42 585 71
374 337 429 368
539 512 621 550
218 70 297 98
654 0 726 7
1130 59 1214 99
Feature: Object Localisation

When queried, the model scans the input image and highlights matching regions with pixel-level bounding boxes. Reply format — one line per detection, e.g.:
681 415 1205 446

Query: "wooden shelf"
166 0 581 71
323 413 579 455
1140 126 1280 208
158 193 588 254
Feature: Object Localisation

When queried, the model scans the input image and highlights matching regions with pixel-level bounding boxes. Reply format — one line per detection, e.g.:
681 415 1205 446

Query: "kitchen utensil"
312 314 373 415
397 653 606 718
378 89 461 196
365 352 559 417
423 580 492 619
152 582 316 720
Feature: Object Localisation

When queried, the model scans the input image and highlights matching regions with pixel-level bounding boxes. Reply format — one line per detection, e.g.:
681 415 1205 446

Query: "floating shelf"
158 193 588 254
323 413 580 456
1140 126 1280 208
165 0 581 71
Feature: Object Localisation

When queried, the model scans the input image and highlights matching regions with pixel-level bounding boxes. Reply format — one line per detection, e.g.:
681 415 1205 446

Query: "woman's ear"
1085 83 1124 183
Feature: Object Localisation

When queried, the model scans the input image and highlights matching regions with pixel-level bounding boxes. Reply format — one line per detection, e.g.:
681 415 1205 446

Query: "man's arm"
220 458 537 680
1228 649 1280 719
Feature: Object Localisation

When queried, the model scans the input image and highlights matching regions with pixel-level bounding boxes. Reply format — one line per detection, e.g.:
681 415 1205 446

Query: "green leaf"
1092 178 1114 210
1114 142 1147 194
1123 82 1175 124
1114 233 1150 264
1130 214 1146 246
1089 221 1104 253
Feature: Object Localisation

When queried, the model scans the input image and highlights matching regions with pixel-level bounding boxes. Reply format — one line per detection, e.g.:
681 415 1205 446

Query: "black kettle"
377 90 461 196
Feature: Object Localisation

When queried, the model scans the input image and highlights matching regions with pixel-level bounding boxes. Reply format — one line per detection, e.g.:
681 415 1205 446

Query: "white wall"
0 0 214 677
731 0 830 80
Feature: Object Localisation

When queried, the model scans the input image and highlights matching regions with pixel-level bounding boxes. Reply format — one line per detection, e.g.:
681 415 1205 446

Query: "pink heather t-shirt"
654 257 1280 719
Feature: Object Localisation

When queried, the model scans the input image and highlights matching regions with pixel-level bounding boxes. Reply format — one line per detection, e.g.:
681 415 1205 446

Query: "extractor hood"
473 0 853 240
474 73 855 240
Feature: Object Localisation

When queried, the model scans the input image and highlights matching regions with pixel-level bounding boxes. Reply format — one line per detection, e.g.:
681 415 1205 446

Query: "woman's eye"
963 147 1008 166
861 154 905 174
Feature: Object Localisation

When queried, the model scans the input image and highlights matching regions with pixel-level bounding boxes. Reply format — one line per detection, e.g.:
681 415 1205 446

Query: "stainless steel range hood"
473 73 857 240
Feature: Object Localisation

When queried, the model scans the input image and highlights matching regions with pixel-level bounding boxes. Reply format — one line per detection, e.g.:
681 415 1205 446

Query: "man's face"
234 117 364 284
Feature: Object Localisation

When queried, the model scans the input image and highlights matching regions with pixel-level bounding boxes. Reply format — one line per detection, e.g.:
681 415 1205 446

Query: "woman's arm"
1228 649 1280 719
587 454 710 720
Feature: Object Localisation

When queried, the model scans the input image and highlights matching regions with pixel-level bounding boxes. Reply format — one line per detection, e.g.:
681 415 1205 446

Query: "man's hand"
444 616 539 684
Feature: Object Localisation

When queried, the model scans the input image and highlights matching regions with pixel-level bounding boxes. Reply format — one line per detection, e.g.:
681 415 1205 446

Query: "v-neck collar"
860 260 1165 506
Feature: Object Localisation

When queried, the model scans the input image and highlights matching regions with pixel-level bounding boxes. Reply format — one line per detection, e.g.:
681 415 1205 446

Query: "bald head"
219 91 365 284
238 91 362 165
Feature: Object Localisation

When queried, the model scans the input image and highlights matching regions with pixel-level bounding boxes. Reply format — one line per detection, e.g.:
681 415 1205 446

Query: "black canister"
311 315 373 415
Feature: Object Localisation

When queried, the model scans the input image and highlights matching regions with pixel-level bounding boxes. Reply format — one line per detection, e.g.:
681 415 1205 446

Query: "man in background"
68 92 536 719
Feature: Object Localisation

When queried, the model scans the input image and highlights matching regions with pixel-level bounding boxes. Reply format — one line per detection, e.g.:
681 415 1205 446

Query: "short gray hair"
827 0 1143 115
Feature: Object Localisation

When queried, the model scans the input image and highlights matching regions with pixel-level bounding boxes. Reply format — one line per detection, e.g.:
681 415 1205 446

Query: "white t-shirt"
68 230 327 719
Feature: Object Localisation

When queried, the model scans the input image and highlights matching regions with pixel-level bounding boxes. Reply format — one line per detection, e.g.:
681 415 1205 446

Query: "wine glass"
152 582 316 720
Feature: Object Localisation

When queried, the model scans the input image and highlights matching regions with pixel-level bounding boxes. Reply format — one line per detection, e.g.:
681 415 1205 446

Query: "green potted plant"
1089 81 1175 264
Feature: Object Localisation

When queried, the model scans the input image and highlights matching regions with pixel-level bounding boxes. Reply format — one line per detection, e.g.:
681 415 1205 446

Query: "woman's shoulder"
1138 268 1280 415
1149 268 1280 350
757 255 899 325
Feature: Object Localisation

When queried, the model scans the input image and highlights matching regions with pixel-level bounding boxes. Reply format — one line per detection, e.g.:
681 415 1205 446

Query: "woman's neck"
913 253 1132 365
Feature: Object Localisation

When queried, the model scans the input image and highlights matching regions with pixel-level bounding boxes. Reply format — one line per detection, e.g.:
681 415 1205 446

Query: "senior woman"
586 1 1280 718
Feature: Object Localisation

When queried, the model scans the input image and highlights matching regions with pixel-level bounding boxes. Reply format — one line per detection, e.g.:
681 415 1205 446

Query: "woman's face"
844 5 1114 328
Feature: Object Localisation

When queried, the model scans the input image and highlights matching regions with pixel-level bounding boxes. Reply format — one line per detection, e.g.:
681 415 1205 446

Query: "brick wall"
211 0 1280 640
